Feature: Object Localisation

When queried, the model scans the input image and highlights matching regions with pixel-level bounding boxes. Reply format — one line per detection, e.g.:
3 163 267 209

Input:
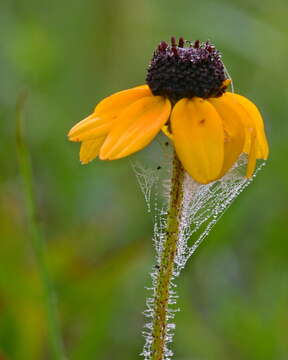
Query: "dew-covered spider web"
131 138 265 360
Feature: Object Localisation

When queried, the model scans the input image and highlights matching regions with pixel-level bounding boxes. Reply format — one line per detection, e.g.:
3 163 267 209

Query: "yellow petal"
224 92 269 159
162 124 173 140
246 129 257 178
94 84 152 115
80 137 106 164
68 85 151 142
99 96 171 160
171 98 224 184
68 114 111 142
209 96 245 177
220 79 231 89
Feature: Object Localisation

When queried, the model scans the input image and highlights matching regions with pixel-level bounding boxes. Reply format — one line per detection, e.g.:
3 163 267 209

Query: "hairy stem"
150 152 185 360
16 92 66 360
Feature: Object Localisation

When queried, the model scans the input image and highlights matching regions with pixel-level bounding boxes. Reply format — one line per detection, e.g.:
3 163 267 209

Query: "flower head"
146 37 226 101
68 37 269 184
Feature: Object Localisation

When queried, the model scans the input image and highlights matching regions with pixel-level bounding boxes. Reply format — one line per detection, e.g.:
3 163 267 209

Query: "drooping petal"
94 85 152 116
68 114 111 142
209 96 245 177
99 96 171 160
68 85 151 142
79 137 106 164
246 129 257 178
171 98 224 184
223 92 269 159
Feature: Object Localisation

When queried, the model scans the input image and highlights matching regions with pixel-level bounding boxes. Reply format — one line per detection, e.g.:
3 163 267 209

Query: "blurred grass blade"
15 92 66 360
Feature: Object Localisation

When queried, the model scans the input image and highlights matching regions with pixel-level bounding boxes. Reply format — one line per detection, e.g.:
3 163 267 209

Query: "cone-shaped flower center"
146 37 228 102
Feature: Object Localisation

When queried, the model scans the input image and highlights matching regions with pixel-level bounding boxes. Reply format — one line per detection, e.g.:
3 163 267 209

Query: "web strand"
133 151 265 360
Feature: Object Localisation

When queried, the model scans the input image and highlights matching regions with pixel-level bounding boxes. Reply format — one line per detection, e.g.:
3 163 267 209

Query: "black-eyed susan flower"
68 37 269 184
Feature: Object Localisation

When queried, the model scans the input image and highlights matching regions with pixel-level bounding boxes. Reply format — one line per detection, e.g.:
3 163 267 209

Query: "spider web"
132 142 265 360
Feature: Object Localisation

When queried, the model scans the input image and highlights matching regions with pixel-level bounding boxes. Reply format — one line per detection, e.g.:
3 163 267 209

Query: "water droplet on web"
136 145 265 359
131 161 159 213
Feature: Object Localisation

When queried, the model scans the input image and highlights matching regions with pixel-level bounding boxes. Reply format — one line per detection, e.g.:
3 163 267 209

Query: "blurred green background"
1 0 287 359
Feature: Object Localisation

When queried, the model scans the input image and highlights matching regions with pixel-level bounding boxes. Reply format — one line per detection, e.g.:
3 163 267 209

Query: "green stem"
150 152 185 360
15 92 66 360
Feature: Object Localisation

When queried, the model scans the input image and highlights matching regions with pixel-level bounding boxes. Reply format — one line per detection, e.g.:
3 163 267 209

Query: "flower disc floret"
146 37 227 102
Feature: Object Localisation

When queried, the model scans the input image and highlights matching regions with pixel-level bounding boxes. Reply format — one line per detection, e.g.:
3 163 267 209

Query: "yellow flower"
68 37 269 184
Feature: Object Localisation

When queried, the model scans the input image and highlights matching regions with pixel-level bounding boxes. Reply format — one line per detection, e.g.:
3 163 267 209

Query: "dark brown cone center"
146 37 228 102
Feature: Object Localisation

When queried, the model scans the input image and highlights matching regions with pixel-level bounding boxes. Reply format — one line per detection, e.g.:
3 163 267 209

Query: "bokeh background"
1 0 288 359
